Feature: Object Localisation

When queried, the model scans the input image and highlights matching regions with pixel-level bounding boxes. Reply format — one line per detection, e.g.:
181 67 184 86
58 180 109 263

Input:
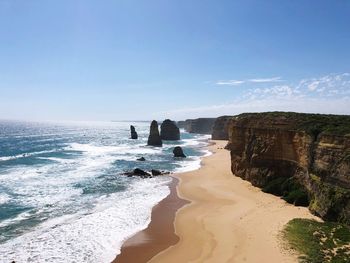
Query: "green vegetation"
238 112 350 136
262 177 309 206
283 218 350 263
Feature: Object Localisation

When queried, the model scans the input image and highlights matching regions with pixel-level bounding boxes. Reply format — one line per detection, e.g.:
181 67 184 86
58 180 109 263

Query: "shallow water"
0 120 209 263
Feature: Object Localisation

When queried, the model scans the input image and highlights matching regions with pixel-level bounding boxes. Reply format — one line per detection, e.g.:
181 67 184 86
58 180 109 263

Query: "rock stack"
173 146 186 157
130 125 138 139
147 120 162 146
160 119 180 140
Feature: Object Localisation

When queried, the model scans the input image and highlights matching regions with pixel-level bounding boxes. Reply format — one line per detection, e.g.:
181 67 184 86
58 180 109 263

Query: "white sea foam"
0 177 171 263
174 148 212 173
0 193 11 205
0 149 59 162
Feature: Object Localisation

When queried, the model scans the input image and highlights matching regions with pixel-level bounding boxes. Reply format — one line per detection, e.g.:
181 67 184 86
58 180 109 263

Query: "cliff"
226 112 350 224
212 116 233 140
183 118 216 134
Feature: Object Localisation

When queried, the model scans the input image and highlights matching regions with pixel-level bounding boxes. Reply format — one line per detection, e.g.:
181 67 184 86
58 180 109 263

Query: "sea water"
0 120 210 263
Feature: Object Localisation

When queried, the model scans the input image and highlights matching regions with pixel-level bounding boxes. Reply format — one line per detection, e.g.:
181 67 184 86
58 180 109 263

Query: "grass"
283 218 350 263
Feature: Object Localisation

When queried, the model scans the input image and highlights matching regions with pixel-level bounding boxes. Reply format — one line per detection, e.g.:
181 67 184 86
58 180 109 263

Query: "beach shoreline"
112 177 189 263
114 140 319 263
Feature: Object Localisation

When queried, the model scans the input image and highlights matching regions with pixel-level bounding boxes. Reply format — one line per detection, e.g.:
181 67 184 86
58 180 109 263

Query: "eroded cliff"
183 118 216 134
212 116 233 140
226 112 350 224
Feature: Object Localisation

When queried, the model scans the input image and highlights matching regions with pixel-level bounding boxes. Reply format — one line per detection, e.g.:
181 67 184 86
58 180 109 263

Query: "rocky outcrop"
125 168 151 178
176 121 186 129
184 118 216 134
147 120 162 147
212 116 233 140
130 125 138 139
226 112 350 224
124 168 168 178
160 119 180 140
173 146 186 158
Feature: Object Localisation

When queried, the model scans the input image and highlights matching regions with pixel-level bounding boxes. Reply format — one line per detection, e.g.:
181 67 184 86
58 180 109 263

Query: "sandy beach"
115 140 319 263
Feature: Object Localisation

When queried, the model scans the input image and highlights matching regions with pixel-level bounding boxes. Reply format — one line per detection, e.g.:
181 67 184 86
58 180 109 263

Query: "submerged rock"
124 168 151 178
147 120 162 147
130 125 138 139
151 169 162 176
173 146 186 158
160 119 180 140
123 168 169 178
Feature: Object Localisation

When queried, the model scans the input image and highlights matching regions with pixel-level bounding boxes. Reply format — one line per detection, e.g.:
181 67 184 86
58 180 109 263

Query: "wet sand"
113 178 188 263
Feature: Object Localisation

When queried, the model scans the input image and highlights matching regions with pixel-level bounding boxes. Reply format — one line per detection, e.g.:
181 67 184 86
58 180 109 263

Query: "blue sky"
0 0 349 121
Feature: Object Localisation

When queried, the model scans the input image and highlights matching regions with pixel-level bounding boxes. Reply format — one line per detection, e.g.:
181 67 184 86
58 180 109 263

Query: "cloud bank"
164 73 350 120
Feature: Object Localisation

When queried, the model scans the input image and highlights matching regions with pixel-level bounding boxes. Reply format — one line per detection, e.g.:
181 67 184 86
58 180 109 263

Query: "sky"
0 0 349 121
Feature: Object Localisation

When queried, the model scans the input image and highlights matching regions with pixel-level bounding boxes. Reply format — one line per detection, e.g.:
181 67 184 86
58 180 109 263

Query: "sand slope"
149 141 318 263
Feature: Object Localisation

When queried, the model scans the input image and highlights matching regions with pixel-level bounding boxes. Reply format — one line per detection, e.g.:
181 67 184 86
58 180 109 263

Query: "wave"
0 177 171 263
0 150 60 162
0 193 11 205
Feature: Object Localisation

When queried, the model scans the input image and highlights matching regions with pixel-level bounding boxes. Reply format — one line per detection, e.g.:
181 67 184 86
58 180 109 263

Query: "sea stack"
173 146 186 157
147 120 162 146
160 119 180 140
130 125 138 139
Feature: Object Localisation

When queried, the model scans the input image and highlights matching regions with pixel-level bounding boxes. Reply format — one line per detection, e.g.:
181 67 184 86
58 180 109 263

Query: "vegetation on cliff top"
283 218 350 263
237 112 350 136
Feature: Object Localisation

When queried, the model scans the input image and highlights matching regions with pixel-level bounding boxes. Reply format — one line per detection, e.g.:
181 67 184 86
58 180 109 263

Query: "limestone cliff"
226 112 350 224
183 118 216 134
212 116 233 140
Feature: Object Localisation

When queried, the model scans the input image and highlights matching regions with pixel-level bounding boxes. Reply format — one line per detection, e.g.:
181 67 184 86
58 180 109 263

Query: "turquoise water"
0 120 209 262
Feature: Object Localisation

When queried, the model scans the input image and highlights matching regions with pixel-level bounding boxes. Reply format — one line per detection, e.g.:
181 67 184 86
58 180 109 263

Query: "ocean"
0 120 210 263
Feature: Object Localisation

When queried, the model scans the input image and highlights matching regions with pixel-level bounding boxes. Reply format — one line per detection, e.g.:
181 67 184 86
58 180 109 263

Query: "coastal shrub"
281 178 309 206
262 177 287 196
262 177 309 206
283 218 350 263
283 189 309 206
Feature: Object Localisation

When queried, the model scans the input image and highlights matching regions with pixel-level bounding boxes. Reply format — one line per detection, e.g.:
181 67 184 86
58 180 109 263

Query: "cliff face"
212 116 233 140
226 112 350 224
184 118 216 134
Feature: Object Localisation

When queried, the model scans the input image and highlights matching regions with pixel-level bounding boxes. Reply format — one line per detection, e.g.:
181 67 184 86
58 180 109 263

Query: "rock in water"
130 125 138 139
160 119 180 140
137 157 146 161
173 146 186 157
151 169 162 176
124 168 151 178
147 120 162 146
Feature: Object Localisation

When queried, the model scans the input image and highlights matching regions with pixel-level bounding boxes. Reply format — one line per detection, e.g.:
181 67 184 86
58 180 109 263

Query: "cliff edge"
225 112 350 224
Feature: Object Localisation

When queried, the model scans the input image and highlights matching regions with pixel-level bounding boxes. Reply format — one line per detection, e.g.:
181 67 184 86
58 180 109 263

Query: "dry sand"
115 140 319 263
149 140 318 263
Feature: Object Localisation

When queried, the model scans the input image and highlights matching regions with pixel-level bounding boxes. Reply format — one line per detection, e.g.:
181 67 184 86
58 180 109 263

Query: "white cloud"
248 77 283 83
216 80 245 86
216 76 283 86
295 73 350 95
